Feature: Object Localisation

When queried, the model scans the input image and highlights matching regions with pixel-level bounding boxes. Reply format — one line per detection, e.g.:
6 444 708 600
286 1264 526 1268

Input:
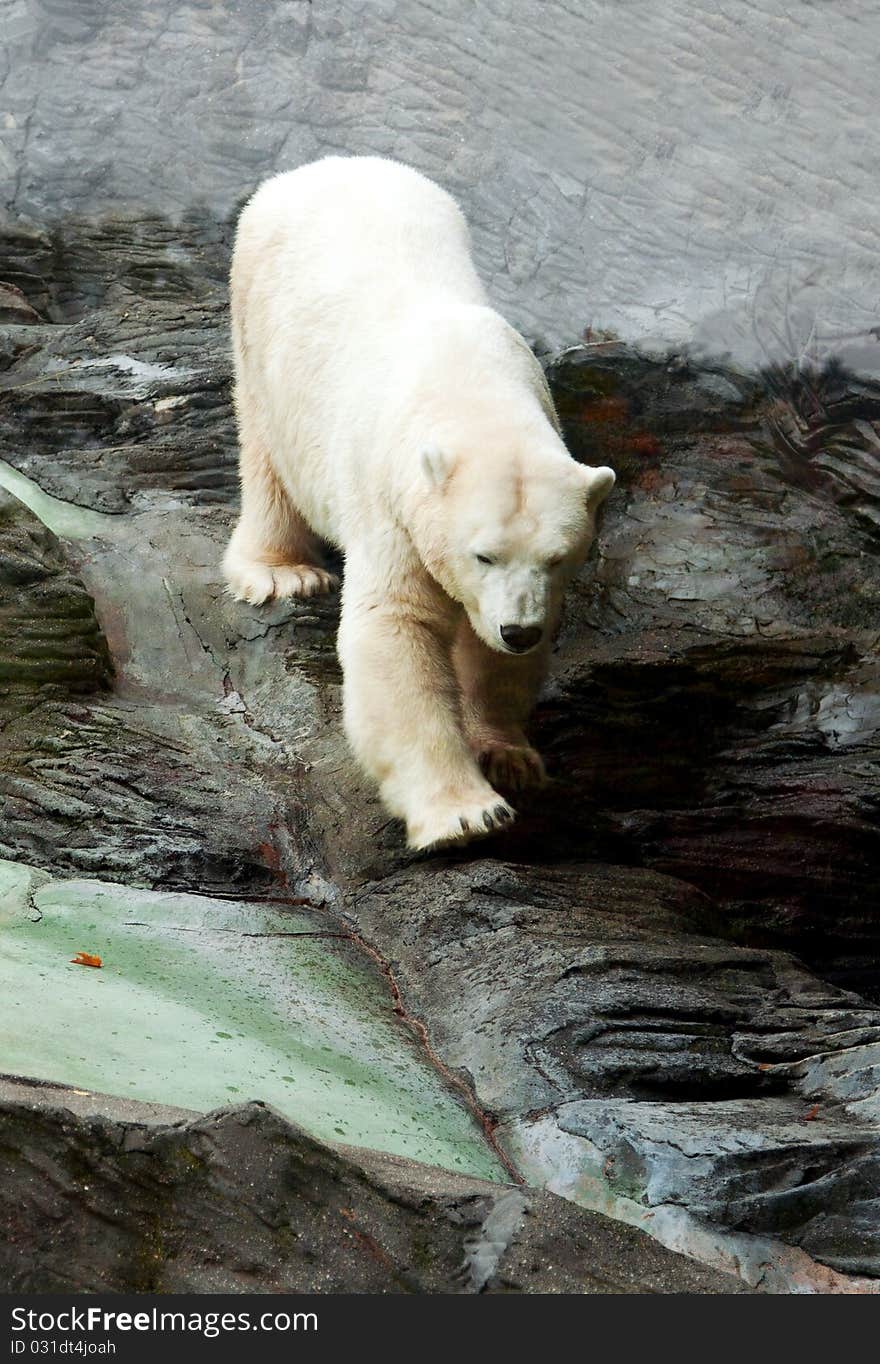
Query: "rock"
0 281 42 325
0 295 236 513
350 860 880 1284
555 1098 880 1276
0 1078 745 1294
541 345 880 999
0 489 112 724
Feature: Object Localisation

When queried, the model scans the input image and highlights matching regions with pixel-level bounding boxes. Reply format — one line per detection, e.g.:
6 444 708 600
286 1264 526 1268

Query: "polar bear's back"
230 157 496 539
234 156 487 313
229 158 509 545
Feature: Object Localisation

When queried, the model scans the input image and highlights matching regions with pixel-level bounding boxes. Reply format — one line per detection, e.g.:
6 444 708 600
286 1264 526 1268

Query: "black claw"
459 817 470 834
483 810 495 830
494 804 513 824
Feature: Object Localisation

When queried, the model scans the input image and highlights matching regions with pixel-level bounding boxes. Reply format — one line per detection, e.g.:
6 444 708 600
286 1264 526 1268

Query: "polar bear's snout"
464 554 560 654
499 623 543 653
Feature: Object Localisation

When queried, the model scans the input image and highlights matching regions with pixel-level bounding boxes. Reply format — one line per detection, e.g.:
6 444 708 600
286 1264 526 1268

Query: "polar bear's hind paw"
474 740 546 792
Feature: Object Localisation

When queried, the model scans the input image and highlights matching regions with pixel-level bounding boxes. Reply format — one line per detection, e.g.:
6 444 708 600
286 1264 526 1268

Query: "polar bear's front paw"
407 791 516 852
269 564 339 601
225 559 339 606
471 738 547 793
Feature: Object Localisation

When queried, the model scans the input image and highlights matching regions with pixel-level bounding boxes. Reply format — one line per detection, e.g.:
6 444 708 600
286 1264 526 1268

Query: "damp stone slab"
0 458 116 540
0 859 504 1182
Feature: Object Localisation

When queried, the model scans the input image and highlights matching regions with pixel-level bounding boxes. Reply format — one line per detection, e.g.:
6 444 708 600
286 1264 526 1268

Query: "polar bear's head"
417 443 615 654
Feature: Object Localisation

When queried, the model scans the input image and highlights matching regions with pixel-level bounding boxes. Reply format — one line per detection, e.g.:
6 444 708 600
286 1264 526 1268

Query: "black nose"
500 624 543 653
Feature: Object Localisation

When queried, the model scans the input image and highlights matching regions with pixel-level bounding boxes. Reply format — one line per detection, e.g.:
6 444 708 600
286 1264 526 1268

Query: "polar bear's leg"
453 618 549 792
223 389 338 606
338 581 515 851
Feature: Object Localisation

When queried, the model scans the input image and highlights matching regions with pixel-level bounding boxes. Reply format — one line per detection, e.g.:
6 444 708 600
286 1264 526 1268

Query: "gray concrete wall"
2 0 878 364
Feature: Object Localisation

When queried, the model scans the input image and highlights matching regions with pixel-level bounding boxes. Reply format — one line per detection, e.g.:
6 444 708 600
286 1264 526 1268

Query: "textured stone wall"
3 0 879 362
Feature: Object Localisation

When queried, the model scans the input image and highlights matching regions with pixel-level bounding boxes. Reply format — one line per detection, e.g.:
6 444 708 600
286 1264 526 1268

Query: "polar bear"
223 156 614 850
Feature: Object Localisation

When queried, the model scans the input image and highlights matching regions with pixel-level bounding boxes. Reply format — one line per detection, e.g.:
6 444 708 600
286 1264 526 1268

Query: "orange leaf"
71 952 102 969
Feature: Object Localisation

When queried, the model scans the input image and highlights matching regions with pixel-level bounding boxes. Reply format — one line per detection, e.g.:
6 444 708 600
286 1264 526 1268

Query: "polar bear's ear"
421 443 452 489
582 464 616 507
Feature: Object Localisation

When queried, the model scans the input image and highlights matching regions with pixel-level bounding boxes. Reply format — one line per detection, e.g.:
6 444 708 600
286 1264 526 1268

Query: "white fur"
224 156 614 850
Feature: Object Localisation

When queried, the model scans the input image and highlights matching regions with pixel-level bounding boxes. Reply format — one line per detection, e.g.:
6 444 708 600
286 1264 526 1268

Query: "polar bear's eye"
547 555 564 569
475 553 495 566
